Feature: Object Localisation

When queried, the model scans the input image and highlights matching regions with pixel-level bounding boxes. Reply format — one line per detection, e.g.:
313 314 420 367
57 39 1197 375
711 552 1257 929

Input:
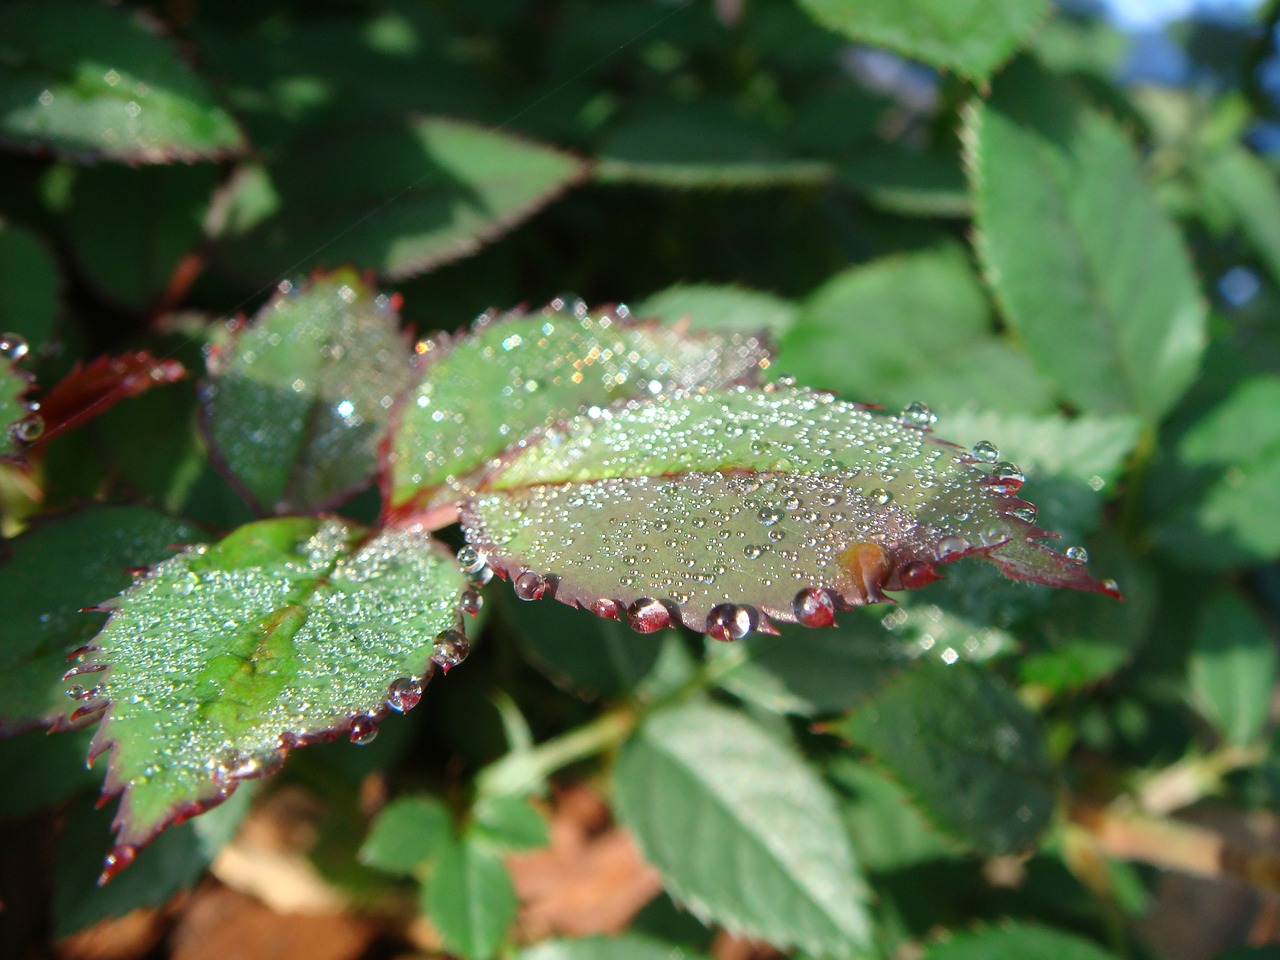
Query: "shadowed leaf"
0 222 60 346
461 388 1117 639
201 270 414 514
0 0 245 162
385 301 772 515
917 923 1120 960
83 517 466 876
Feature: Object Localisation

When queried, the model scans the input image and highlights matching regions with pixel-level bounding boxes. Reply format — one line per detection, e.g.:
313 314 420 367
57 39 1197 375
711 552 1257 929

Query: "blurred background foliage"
3 1 1280 959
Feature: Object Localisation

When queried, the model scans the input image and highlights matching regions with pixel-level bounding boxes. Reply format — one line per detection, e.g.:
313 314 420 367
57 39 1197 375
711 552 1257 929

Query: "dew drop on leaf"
627 597 671 633
460 587 483 617
899 401 936 428
971 440 1000 463
13 415 44 443
386 676 424 713
705 603 756 641
349 714 379 745
514 570 547 601
1065 545 1089 563
791 587 835 628
0 332 30 362
431 629 470 670
937 535 969 559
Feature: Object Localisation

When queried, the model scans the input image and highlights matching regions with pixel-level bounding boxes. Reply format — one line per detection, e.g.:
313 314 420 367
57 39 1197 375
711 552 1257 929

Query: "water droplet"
705 603 755 641
626 598 671 633
775 374 797 387
743 544 764 560
989 461 1025 493
1065 545 1089 563
980 521 1010 546
0 333 29 362
13 415 43 443
457 545 486 574
386 676 424 713
66 684 85 700
936 535 969 559
757 507 781 526
171 573 198 596
460 588 483 617
514 570 546 601
869 488 892 506
349 715 379 745
971 440 1000 463
791 587 835 628
1009 505 1037 523
900 401 936 428
432 629 470 670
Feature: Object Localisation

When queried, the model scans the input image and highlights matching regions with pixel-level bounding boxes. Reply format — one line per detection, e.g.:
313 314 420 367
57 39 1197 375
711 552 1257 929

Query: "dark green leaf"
521 934 712 960
202 270 414 514
85 518 466 862
0 505 199 734
386 302 771 513
359 795 454 875
615 700 871 957
462 388 1117 639
0 726 97 818
1196 144 1280 288
0 0 245 162
1189 590 1277 746
211 117 585 283
841 146 971 218
472 794 548 852
968 58 1207 420
795 0 1049 79
424 829 518 960
829 661 1057 854
0 221 59 346
917 923 1119 960
64 164 218 310
634 284 798 338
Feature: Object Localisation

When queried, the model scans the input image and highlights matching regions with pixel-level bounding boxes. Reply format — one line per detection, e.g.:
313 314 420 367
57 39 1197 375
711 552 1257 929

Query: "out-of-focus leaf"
1189 590 1277 746
84 518 466 873
0 505 199 735
54 785 252 936
359 795 453 875
615 700 871 957
634 284 798 338
0 221 59 346
64 164 218 310
472 794 548 851
0 0 245 162
424 829 519 960
917 923 1120 960
776 246 1051 413
463 388 1117 639
0 726 96 818
38 352 187 444
0 335 38 462
841 145 971 218
828 661 1057 854
1032 12 1129 78
1197 144 1280 288
594 109 833 188
968 58 1207 420
386 301 771 514
795 0 1049 79
521 934 713 960
1150 375 1280 567
202 270 414 514
211 117 585 283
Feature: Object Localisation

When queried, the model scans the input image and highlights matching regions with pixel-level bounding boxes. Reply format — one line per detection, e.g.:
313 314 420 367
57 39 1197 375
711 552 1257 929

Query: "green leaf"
0 505 199 734
85 517 467 864
0 221 59 347
54 785 253 934
1150 375 1280 567
0 335 38 462
840 145 971 218
794 0 1049 79
967 58 1207 420
614 700 871 957
424 829 519 960
1196 144 1280 288
777 246 1055 415
201 270 415 514
0 0 245 162
1189 590 1277 746
634 284 798 338
917 923 1119 960
462 388 1117 639
828 662 1057 854
386 301 771 513
359 795 454 875
64 164 218 310
211 117 585 283
0 726 97 819
472 794 549 851
594 108 833 188
521 934 713 960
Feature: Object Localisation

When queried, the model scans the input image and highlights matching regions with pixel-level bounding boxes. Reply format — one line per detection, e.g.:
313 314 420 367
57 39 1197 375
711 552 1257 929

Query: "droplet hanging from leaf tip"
349 715 379 745
706 603 756 641
0 332 29 362
432 629 470 671
386 676 424 713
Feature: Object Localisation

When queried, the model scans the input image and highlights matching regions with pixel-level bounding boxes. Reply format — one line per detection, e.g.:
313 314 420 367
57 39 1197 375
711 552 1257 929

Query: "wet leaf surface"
386 301 771 513
83 517 466 872
0 0 245 161
462 388 1117 638
0 332 39 462
201 271 414 514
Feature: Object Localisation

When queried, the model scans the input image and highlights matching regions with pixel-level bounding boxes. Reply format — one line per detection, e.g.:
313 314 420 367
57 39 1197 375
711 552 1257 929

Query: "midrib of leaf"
634 724 862 945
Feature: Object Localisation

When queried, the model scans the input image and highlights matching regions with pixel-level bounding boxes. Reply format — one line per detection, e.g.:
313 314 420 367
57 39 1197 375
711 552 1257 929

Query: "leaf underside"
385 300 773 515
461 387 1118 637
201 270 414 514
83 517 466 868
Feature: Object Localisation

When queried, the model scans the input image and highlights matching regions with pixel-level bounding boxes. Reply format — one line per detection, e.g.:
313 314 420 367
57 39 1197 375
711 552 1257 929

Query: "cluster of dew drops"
1 334 46 445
